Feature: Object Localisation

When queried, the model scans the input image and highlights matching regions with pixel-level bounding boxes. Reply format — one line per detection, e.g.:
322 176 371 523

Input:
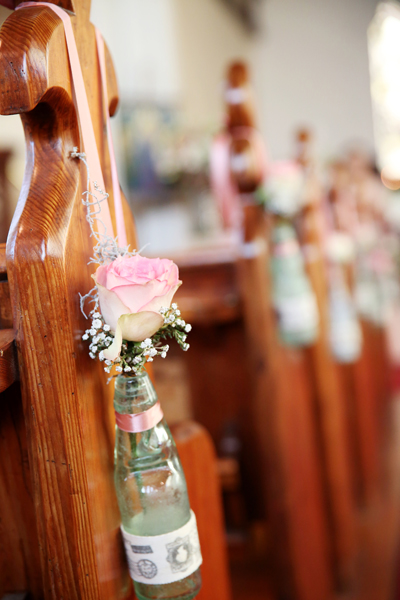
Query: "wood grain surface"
0 244 6 278
0 329 18 393
0 2 136 598
0 6 231 600
0 383 42 599
0 280 13 329
175 258 241 326
172 421 232 600
297 159 357 588
222 63 333 599
237 204 333 600
352 321 384 503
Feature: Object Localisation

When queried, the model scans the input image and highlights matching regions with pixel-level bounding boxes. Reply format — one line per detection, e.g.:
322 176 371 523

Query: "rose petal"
119 311 164 342
92 277 130 332
165 261 180 286
106 268 143 290
111 279 170 313
95 264 108 287
105 255 160 287
102 311 164 362
103 320 123 361
140 282 182 313
105 255 180 289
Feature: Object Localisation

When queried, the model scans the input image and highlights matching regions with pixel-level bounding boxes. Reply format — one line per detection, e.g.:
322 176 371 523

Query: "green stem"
129 431 145 509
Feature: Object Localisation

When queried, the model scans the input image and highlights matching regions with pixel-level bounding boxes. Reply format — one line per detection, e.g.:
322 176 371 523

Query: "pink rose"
93 255 181 360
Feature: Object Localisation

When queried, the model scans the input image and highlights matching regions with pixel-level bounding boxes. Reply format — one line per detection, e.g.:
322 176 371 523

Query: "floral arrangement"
83 255 191 375
73 148 191 377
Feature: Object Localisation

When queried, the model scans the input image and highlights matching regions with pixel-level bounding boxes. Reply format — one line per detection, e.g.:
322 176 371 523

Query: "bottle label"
121 510 202 585
277 292 319 333
330 317 362 363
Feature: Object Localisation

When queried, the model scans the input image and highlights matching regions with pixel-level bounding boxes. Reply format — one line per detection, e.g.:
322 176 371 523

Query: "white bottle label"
121 510 202 585
330 316 362 363
277 292 319 333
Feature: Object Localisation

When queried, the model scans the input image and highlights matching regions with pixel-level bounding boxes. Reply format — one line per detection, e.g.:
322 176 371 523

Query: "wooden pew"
328 160 385 505
237 204 333 600
172 421 232 600
0 2 230 599
295 130 357 588
0 3 136 595
0 247 232 600
222 62 334 600
0 150 15 244
0 245 42 598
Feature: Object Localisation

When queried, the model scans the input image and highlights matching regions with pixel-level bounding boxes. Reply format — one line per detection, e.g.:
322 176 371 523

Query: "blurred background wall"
0 0 382 242
252 0 378 159
90 0 379 160
0 0 381 192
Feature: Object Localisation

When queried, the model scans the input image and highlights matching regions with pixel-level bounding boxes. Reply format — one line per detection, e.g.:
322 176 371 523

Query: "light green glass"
271 222 319 346
329 266 362 363
114 373 202 600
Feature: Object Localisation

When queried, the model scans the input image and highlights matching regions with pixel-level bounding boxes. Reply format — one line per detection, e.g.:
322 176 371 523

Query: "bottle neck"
113 372 158 415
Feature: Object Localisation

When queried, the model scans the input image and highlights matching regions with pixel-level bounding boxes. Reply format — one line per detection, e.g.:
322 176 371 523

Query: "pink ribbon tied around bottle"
273 239 300 258
115 402 164 433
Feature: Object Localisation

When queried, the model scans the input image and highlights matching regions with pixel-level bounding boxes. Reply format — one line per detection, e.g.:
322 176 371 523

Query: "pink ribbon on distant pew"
115 402 164 433
210 132 241 229
16 2 127 247
210 127 268 229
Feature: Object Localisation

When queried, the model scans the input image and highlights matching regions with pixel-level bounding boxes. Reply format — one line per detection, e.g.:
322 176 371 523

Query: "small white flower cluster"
135 338 170 367
160 303 191 351
81 304 192 380
100 335 171 377
82 311 114 360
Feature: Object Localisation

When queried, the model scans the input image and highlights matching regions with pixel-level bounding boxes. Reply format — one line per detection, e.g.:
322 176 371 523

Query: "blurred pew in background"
295 129 357 588
168 60 400 600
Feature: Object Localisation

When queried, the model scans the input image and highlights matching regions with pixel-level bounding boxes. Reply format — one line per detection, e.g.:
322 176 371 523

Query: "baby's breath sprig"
82 303 192 380
156 303 192 351
81 310 113 359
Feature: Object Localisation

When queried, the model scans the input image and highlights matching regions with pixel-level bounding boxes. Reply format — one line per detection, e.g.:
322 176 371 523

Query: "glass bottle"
271 221 319 346
328 265 362 363
114 372 202 600
354 264 382 325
